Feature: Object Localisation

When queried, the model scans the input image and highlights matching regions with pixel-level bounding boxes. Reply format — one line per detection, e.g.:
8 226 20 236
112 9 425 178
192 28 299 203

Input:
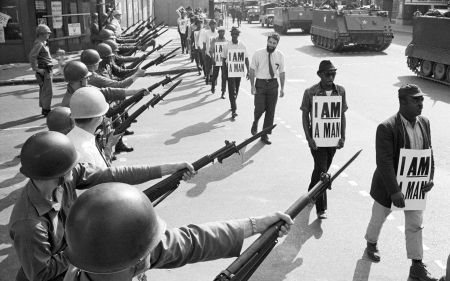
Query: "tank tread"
407 57 450 87
311 35 344 52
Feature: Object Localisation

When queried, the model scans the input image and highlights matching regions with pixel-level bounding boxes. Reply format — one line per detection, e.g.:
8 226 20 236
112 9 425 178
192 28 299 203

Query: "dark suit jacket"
370 112 434 208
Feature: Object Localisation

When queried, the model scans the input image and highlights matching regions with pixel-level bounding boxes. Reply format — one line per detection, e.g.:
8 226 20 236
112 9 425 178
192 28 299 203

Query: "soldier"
47 107 74 135
102 39 142 68
210 26 228 98
8 131 196 281
249 32 285 145
89 13 101 45
29 24 53 116
104 24 139 43
99 29 153 56
96 43 139 80
63 183 293 281
300 60 347 219
364 84 437 281
222 27 250 119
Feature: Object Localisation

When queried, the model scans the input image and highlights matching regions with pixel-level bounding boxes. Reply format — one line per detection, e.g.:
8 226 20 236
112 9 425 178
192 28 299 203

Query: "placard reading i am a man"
312 96 342 147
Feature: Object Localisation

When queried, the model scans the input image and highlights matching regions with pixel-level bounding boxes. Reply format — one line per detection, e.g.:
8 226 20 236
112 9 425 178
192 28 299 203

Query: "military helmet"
20 131 80 180
99 29 116 40
36 24 51 35
46 107 73 135
105 23 117 32
80 49 101 66
64 61 91 83
70 87 109 119
103 39 119 52
97 43 114 58
65 183 166 273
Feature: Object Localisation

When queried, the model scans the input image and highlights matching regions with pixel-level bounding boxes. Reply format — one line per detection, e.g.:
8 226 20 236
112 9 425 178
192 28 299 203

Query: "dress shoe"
231 112 238 119
261 135 272 145
410 262 439 281
251 125 257 136
221 92 226 99
211 88 215 94
42 108 51 116
115 141 134 153
317 210 327 219
366 242 380 262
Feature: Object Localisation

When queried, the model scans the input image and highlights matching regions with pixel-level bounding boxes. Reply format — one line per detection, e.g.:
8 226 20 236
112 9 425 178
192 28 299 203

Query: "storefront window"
0 0 23 42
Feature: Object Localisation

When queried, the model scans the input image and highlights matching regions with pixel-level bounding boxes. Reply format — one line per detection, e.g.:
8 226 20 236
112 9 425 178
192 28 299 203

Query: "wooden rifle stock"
143 125 277 206
213 150 363 281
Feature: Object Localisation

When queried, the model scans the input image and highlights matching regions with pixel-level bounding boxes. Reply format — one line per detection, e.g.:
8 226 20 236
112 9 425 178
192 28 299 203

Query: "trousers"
211 64 227 93
205 55 213 80
35 69 53 110
179 32 187 53
227 77 241 112
253 79 279 135
365 201 424 260
193 48 203 71
308 147 337 212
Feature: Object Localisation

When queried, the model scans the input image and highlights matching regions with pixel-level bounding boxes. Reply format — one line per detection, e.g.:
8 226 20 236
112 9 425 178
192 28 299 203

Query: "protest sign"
227 49 246 77
214 42 226 66
0 12 11 27
0 26 5 43
391 148 432 211
176 6 185 17
51 1 63 29
312 96 342 147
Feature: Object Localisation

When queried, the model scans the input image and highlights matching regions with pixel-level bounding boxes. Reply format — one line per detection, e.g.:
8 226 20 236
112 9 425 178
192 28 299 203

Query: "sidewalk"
391 22 413 34
0 27 197 86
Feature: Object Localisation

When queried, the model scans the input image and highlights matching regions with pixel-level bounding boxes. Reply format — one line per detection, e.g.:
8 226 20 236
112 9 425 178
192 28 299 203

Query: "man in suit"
364 84 438 281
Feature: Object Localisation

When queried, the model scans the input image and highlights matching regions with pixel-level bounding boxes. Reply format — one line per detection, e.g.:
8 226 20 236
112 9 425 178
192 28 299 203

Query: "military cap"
398 84 426 98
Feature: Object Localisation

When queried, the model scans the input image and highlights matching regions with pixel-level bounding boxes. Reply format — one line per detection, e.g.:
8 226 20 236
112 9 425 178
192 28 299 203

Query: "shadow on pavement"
165 95 221 117
185 141 266 197
395 75 450 105
164 110 229 145
249 205 323 280
0 115 44 130
296 45 388 57
352 250 374 281
0 224 19 281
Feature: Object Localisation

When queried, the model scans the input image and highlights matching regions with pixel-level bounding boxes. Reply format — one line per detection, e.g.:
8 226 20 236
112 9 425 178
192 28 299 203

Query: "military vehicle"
247 7 260 23
260 3 277 27
405 11 450 85
273 6 314 34
310 8 393 52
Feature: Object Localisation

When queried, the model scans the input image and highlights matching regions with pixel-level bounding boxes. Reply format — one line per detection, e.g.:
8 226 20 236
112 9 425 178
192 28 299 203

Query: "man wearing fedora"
364 84 438 281
300 60 347 220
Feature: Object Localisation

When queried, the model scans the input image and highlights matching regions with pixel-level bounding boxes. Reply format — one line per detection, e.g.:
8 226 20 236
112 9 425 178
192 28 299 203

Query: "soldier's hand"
141 88 150 96
253 211 294 237
106 131 123 148
337 138 345 149
176 162 198 181
307 138 318 150
391 191 405 208
422 180 434 193
136 68 146 77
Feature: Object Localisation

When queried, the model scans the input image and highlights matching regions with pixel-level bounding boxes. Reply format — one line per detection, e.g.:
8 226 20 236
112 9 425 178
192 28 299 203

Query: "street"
1 21 449 281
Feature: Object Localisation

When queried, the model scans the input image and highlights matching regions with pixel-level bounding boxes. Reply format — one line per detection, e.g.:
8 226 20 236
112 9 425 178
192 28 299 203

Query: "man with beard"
249 32 285 145
300 60 347 220
364 84 438 281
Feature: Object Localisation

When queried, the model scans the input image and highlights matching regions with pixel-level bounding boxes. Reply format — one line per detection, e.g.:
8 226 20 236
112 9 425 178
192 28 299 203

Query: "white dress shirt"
203 30 218 56
250 48 285 79
67 126 108 169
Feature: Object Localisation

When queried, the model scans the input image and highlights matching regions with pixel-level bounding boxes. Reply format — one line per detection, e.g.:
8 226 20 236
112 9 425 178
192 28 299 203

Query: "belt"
256 78 277 82
38 64 53 69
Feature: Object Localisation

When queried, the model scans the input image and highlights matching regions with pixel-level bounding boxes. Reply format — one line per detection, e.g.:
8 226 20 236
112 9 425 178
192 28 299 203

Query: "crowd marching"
7 3 449 281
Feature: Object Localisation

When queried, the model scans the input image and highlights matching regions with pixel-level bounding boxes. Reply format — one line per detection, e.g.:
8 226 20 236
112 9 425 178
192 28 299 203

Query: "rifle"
213 149 363 281
143 125 277 206
126 40 172 69
105 70 188 118
156 54 176 66
146 28 168 42
122 19 143 35
113 80 182 135
142 47 180 70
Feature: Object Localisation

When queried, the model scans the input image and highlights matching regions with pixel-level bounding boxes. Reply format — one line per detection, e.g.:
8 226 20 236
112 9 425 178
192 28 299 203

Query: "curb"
0 67 198 86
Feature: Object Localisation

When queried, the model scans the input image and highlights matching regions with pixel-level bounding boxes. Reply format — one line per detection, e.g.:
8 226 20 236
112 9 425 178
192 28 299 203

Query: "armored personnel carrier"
273 6 314 34
405 11 450 85
310 8 393 52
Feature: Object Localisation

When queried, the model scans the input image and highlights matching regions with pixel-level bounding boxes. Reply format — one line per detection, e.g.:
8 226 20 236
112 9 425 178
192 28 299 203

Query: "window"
0 0 22 41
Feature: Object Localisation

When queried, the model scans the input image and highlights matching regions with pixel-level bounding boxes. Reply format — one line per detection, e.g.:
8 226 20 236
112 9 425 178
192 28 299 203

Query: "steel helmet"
105 23 117 32
46 107 74 135
70 87 109 118
102 39 119 52
20 131 80 180
65 183 166 273
99 29 116 40
64 61 91 83
96 43 114 58
80 49 101 66
36 24 51 35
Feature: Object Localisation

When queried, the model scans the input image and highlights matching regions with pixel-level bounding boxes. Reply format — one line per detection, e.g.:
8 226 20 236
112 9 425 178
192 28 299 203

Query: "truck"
273 5 314 34
260 3 277 27
310 8 393 52
405 12 450 85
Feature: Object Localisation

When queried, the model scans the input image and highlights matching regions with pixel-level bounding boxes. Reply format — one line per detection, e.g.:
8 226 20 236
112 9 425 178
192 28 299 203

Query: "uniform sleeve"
300 89 312 113
111 63 136 79
72 163 163 190
150 220 245 269
89 74 134 88
29 43 42 71
99 87 127 102
10 220 69 281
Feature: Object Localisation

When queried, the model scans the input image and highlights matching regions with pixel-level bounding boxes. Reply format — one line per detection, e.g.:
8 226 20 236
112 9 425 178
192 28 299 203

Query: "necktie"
268 53 274 79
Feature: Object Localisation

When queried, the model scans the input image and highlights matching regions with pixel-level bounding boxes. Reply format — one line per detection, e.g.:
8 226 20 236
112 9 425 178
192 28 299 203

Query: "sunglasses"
320 72 337 78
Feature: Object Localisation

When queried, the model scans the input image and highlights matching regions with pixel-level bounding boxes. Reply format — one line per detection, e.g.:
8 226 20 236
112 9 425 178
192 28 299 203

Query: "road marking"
276 117 281 120
285 125 291 128
387 214 395 220
435 260 447 269
287 79 306 82
348 181 358 186
291 130 297 133
359 190 369 196
123 137 128 141
296 135 303 138
280 121 285 124
340 172 348 177
302 140 308 143
423 244 429 251
331 165 340 169
119 158 127 162
397 226 405 233
0 125 46 131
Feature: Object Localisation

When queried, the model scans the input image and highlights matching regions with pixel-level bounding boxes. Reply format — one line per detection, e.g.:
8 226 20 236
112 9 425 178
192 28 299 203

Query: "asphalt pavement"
0 19 448 281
